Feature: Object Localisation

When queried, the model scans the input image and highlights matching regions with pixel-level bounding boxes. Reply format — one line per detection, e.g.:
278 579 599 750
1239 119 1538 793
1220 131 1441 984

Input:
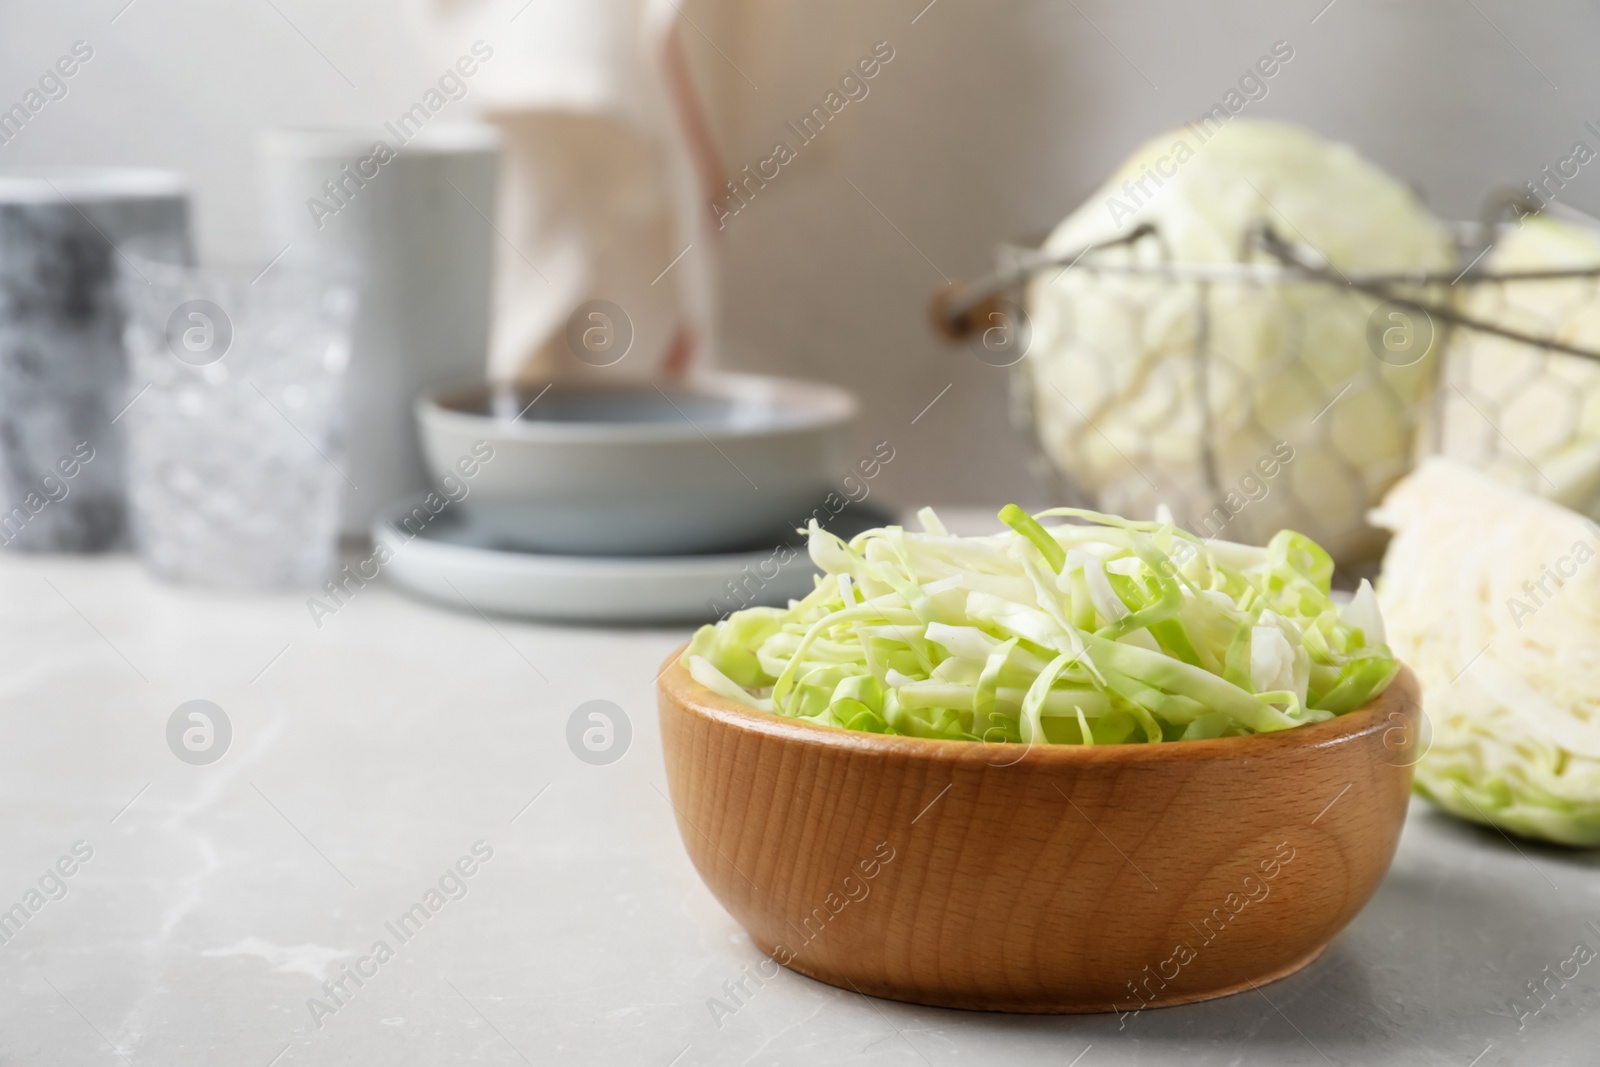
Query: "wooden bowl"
658 652 1421 1013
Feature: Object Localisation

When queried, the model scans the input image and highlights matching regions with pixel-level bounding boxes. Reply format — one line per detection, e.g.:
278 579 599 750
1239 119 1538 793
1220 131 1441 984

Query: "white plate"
372 494 890 623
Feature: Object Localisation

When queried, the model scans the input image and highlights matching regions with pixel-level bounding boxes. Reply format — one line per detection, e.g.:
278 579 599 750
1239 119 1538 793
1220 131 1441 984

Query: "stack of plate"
376 373 869 624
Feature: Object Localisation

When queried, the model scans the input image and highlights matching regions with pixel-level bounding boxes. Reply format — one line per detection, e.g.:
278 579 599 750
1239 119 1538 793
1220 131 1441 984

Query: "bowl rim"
659 647 1420 767
417 371 858 444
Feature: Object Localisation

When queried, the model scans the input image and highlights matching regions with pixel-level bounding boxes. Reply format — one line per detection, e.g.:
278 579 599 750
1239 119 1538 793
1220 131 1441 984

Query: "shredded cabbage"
683 506 1398 744
1373 459 1600 846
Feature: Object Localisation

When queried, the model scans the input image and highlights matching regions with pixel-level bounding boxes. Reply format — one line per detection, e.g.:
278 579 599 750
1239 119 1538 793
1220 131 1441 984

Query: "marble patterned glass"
120 260 354 587
0 171 190 552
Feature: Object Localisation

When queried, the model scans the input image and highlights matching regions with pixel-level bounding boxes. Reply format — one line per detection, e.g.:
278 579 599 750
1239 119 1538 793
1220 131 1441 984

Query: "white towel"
412 0 719 382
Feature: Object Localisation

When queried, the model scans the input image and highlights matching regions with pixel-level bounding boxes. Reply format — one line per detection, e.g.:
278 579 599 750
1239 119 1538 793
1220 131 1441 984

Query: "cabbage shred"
684 506 1398 744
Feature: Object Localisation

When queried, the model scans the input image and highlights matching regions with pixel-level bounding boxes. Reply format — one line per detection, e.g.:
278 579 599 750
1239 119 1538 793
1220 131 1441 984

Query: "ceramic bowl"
657 652 1422 1012
416 374 857 556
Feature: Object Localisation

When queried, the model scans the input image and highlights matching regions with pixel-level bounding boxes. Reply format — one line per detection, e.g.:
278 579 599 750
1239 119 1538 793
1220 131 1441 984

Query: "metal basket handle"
928 224 1162 341
931 212 1600 363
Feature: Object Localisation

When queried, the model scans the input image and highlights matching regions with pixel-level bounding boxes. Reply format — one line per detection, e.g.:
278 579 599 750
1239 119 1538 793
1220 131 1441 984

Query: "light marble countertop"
1 551 1596 1066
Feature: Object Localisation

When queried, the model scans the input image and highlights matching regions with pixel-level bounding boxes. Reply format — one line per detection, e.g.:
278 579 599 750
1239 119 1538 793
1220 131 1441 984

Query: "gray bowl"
415 374 858 556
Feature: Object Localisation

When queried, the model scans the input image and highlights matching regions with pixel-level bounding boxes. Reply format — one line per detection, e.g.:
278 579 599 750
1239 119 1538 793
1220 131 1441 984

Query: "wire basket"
931 199 1600 572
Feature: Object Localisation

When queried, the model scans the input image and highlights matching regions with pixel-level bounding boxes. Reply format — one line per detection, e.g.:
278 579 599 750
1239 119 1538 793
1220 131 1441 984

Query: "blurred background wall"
4 0 1596 510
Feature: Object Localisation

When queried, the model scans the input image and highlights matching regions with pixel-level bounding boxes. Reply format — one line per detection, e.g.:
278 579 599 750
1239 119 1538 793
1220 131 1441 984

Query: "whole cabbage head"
1437 212 1600 520
1026 119 1455 565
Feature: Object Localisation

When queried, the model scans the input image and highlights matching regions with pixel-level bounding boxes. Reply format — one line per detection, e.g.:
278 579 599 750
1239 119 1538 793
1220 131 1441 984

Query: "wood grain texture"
658 651 1422 1013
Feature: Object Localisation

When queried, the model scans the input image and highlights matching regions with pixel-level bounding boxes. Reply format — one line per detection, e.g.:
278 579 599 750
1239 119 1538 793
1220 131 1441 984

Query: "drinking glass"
120 260 354 587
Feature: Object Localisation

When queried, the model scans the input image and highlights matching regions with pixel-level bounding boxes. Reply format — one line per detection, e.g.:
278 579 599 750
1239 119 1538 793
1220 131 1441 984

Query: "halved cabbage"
1373 459 1600 846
